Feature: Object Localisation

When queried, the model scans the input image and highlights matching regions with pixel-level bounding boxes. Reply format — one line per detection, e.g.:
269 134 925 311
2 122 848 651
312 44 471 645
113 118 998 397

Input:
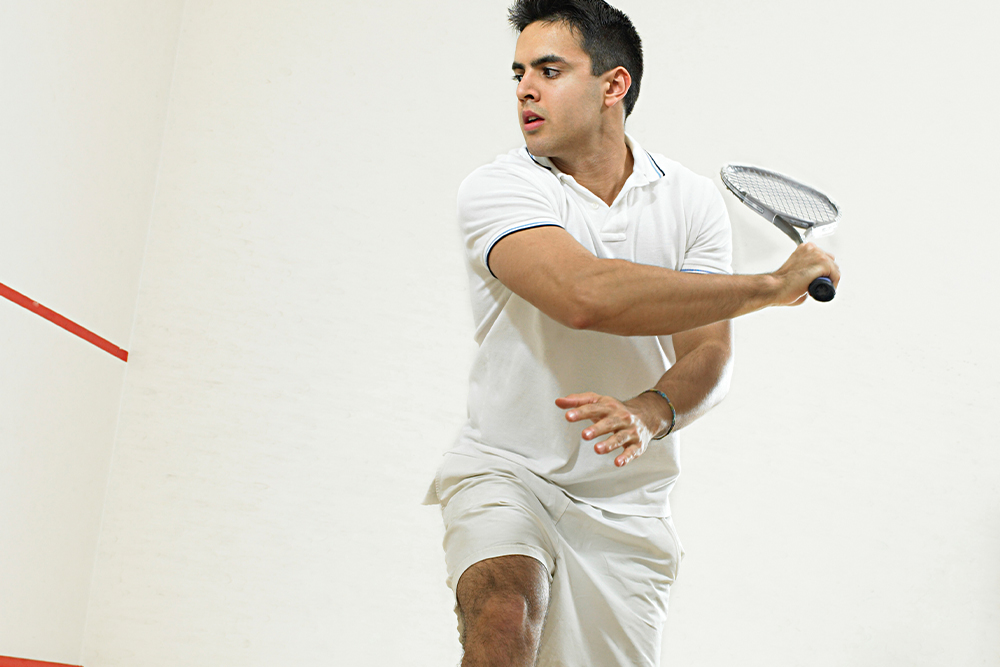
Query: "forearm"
568 258 778 336
560 320 733 466
490 225 835 337
627 327 734 436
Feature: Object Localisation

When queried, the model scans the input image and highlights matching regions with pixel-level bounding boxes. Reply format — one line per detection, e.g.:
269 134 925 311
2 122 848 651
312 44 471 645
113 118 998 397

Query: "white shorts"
425 451 683 667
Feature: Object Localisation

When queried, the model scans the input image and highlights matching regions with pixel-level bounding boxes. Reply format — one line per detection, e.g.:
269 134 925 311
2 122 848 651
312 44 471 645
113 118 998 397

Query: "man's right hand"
770 242 840 306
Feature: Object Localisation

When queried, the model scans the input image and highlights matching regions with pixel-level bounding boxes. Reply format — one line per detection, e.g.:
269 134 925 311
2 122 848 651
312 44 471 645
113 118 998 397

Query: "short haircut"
508 0 643 118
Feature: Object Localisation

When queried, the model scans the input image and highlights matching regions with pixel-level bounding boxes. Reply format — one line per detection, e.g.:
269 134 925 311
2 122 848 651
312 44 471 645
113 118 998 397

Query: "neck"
550 126 634 206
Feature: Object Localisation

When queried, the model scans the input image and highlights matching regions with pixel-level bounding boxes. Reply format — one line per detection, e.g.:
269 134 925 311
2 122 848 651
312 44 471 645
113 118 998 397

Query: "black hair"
508 0 643 118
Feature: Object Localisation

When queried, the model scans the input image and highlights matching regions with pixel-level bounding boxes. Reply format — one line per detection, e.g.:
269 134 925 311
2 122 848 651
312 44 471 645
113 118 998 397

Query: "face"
512 21 606 158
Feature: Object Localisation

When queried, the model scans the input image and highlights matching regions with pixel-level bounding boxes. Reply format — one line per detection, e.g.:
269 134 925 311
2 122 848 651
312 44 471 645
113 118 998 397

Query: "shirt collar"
525 133 666 186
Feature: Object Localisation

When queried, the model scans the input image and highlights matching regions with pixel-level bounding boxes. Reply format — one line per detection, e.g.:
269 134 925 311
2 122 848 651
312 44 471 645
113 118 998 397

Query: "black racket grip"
808 276 835 302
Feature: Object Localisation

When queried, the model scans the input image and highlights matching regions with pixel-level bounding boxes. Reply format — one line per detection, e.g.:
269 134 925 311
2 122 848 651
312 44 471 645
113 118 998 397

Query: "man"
425 1 840 665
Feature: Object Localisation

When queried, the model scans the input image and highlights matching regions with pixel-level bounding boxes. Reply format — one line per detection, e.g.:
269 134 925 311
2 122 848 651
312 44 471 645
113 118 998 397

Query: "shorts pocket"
659 516 684 580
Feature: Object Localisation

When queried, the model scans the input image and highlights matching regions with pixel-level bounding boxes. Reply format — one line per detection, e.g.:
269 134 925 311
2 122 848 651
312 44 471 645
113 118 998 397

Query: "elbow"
564 309 597 332
565 307 597 331
562 281 610 331
566 314 592 331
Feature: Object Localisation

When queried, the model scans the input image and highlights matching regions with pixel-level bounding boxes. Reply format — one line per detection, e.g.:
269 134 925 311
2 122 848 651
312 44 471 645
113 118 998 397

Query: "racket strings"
725 167 838 224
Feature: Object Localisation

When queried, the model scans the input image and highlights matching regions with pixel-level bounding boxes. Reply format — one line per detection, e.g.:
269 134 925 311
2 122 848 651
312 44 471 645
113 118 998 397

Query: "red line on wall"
0 281 128 362
0 656 82 667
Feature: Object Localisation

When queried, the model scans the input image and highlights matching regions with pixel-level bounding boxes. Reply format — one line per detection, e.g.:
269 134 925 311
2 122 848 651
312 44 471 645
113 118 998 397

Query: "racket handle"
808 276 836 302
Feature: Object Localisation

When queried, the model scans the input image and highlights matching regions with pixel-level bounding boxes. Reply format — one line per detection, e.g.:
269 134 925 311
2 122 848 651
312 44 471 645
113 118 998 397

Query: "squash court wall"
1 1 997 665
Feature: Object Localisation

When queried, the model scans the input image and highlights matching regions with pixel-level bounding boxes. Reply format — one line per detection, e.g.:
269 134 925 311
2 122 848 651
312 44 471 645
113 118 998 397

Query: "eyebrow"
511 55 569 71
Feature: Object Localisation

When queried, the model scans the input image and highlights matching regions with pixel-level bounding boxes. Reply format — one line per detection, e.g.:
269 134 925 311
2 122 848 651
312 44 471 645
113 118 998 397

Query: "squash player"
425 1 840 665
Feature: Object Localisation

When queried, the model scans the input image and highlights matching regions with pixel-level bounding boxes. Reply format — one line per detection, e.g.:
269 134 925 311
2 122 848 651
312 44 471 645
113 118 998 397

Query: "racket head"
720 164 841 239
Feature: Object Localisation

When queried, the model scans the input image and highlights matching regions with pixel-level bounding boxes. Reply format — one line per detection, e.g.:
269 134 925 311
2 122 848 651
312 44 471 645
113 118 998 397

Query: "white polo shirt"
451 134 732 517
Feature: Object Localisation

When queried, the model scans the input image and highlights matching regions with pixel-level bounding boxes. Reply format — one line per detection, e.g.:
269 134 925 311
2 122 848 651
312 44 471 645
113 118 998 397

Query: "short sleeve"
457 160 564 277
681 179 733 275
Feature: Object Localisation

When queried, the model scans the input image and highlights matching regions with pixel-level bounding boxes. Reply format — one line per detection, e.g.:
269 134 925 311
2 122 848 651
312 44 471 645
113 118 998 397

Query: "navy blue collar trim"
646 151 665 177
524 148 552 171
526 147 663 179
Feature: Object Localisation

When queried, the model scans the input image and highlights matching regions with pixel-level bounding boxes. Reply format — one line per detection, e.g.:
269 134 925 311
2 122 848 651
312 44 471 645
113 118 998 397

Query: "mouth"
522 110 545 131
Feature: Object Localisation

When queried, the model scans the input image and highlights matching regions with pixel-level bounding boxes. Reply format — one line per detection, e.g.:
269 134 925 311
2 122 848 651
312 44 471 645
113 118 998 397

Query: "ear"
602 66 632 110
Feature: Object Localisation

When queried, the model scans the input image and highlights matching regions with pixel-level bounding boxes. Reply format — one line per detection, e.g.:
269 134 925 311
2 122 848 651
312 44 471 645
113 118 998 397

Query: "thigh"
536 502 682 667
436 453 567 594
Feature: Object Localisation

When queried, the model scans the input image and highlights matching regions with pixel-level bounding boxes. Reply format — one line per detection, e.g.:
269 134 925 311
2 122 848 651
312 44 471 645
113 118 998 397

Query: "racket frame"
719 163 841 246
719 163 841 302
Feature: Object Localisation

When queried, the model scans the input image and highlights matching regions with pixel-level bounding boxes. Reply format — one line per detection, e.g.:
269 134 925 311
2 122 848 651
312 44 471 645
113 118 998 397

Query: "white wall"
80 2 481 664
0 1 185 663
4 0 996 665
621 1 1000 664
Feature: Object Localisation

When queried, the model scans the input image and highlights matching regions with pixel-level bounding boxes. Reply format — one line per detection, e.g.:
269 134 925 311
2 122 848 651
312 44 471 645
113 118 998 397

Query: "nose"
516 72 537 103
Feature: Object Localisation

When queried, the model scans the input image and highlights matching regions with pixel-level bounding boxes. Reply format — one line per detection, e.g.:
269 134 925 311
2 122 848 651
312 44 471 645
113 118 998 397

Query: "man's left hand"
555 392 665 468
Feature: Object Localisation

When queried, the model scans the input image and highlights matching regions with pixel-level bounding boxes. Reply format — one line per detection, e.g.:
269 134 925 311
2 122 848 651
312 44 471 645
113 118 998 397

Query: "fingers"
560 395 621 426
554 392 601 409
828 255 842 289
588 414 644 466
580 412 631 439
615 443 643 467
800 242 840 281
779 243 841 304
806 242 841 292
593 427 631 454
594 428 643 468
556 393 648 467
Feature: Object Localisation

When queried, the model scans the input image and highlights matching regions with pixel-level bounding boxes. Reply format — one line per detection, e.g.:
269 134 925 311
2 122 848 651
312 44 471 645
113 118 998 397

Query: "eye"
512 73 523 82
543 67 559 78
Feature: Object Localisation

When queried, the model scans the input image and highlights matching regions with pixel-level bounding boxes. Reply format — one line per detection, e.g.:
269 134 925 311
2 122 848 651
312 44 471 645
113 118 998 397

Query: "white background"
1 1 997 665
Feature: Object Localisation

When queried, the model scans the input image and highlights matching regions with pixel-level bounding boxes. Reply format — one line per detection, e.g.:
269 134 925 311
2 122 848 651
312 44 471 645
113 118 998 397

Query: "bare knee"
456 555 549 663
472 590 538 638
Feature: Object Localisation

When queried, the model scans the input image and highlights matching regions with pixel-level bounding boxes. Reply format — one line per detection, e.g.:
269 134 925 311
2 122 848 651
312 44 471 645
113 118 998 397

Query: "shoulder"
459 147 559 198
645 152 728 225
647 152 719 200
457 148 564 222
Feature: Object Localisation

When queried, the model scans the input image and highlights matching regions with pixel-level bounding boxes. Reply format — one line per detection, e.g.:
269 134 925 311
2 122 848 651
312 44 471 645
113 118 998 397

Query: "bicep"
488 225 601 329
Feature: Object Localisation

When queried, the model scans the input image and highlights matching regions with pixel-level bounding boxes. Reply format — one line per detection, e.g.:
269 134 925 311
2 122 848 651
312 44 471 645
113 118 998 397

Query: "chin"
524 134 556 158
